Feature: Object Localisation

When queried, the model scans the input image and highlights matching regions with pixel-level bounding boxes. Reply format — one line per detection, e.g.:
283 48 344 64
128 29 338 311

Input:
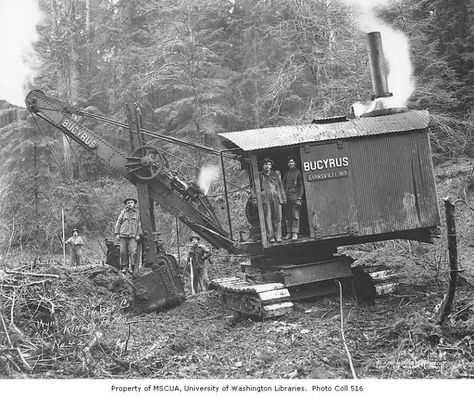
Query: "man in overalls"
259 158 286 243
283 156 304 240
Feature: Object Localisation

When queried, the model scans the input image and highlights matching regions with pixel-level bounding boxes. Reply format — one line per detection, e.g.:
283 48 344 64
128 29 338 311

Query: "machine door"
299 142 359 238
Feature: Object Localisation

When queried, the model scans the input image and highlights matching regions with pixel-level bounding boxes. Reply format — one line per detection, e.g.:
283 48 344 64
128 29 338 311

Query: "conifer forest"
0 0 473 386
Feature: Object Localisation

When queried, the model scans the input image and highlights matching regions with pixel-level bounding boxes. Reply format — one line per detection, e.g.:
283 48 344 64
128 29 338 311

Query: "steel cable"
31 113 107 254
42 140 107 254
64 132 116 228
335 279 358 379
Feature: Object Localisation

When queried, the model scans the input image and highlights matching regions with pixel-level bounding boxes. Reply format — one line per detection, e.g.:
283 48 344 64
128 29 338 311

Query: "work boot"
284 233 292 240
291 233 298 240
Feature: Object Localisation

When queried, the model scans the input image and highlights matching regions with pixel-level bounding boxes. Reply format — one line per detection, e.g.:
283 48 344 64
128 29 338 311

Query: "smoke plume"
0 0 42 107
348 0 415 107
198 165 220 195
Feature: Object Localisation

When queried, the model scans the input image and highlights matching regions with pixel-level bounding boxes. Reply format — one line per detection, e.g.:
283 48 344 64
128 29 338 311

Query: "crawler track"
209 277 294 319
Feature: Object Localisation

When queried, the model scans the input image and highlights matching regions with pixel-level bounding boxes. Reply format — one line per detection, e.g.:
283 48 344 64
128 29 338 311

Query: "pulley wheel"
25 89 46 112
126 145 165 180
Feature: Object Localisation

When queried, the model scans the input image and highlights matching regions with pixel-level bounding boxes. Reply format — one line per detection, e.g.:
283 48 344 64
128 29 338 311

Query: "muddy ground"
1 159 474 379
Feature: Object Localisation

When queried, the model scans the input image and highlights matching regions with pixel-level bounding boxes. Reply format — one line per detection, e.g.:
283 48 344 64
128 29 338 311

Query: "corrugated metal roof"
219 109 429 151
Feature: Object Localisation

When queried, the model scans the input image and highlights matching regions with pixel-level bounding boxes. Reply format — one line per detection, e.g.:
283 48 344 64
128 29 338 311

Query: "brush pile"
0 250 473 379
0 261 130 378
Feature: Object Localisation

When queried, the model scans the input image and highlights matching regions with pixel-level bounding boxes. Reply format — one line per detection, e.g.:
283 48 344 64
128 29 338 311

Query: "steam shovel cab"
219 108 440 300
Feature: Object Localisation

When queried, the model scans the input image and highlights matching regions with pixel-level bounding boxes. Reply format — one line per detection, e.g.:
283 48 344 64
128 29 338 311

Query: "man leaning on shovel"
187 235 212 293
114 197 142 274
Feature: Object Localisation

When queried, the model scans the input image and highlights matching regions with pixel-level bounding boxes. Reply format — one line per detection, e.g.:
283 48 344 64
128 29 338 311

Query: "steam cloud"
198 165 220 195
348 0 415 107
0 0 42 107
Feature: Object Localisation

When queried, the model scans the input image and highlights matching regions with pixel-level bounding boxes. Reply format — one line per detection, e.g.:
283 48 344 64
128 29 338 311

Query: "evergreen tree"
382 0 473 158
3 0 473 254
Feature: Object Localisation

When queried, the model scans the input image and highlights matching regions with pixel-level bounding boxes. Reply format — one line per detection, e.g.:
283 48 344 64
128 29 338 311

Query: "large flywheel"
126 145 165 180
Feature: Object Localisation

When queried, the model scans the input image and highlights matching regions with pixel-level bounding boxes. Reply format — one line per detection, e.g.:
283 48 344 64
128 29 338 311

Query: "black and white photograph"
0 0 472 395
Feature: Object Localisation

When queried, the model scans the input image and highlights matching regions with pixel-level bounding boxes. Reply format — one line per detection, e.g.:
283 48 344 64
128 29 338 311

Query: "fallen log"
5 269 60 278
67 263 117 273
2 279 50 288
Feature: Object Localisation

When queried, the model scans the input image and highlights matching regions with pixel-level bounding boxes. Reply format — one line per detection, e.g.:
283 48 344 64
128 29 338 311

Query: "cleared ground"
1 159 473 379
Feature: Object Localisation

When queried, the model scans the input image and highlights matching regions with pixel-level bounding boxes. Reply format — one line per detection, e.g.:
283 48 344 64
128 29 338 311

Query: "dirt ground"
1 159 474 379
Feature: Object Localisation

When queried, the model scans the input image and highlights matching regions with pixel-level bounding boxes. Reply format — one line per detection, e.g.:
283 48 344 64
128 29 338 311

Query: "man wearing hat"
282 155 304 240
259 158 286 243
64 229 84 266
187 235 212 293
114 198 142 273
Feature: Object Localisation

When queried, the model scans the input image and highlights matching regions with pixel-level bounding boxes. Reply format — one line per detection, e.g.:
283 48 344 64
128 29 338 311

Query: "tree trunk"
50 0 73 176
86 0 91 38
68 0 81 178
33 143 39 219
50 0 57 30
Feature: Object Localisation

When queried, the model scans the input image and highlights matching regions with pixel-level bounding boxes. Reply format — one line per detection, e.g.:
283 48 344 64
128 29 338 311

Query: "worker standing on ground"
64 229 84 266
114 198 142 274
283 156 304 240
259 158 286 243
187 235 212 293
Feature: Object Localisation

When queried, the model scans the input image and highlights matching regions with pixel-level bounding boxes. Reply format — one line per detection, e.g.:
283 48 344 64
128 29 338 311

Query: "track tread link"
210 277 294 319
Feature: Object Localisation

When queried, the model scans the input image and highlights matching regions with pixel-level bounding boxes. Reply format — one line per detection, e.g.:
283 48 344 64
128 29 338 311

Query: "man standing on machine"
114 198 142 274
259 158 286 243
283 156 304 240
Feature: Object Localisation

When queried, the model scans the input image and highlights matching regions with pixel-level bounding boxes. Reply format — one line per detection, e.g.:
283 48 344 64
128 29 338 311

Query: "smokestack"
367 32 392 99
350 31 408 117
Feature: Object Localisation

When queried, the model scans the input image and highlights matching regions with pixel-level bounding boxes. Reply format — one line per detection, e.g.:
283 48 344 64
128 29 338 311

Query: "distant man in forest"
187 235 212 293
114 198 142 274
259 158 286 243
283 155 304 240
64 229 84 266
